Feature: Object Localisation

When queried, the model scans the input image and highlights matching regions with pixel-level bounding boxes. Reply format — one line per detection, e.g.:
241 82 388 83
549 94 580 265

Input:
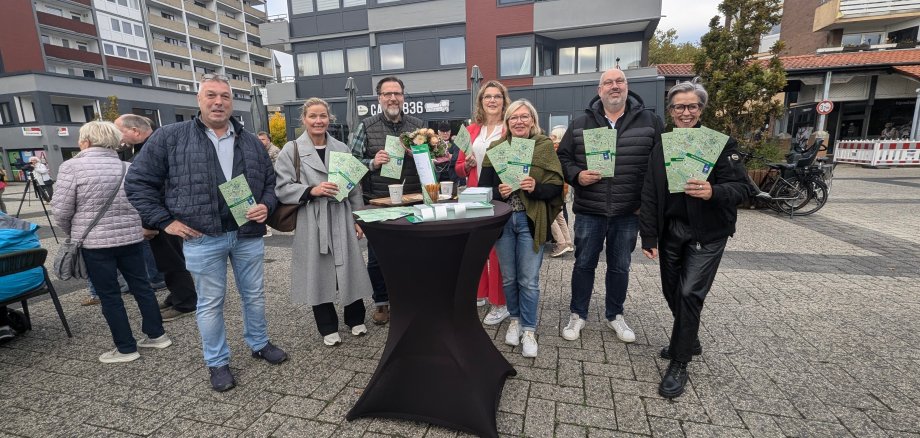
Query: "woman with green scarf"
478 99 564 358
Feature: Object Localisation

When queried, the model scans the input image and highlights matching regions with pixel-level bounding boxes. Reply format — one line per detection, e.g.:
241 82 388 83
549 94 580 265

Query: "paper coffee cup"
440 181 454 197
388 184 404 204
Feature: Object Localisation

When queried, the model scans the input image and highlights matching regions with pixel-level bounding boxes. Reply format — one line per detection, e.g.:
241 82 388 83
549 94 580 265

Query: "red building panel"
0 0 46 72
105 55 152 74
36 11 98 37
465 1 534 90
43 44 103 65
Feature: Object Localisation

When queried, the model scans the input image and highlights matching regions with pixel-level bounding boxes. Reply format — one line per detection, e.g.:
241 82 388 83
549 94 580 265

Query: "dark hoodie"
556 92 664 217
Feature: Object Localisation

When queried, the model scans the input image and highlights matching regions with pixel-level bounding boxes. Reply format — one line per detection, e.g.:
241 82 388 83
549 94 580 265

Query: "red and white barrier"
834 140 920 166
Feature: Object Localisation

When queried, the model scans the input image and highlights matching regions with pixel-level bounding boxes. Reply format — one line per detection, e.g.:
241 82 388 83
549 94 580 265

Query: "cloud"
660 0 723 43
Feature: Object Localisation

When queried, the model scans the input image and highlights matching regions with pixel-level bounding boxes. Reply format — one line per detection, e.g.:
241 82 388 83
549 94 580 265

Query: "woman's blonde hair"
504 99 542 138
79 121 123 150
473 80 511 125
300 97 336 123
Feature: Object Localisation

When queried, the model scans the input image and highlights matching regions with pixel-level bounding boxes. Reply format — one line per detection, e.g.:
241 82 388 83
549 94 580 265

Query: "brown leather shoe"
372 305 390 325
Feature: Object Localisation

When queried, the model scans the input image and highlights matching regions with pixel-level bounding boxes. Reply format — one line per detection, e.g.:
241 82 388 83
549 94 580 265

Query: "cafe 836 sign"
365 100 451 116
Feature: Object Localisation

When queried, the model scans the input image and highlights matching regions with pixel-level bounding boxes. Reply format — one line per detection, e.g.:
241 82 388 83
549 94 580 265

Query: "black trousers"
313 299 366 336
148 231 197 313
366 242 388 305
659 219 727 363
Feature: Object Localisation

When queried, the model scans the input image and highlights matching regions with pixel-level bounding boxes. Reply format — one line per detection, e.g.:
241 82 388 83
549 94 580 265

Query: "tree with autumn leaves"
268 112 287 147
692 0 787 167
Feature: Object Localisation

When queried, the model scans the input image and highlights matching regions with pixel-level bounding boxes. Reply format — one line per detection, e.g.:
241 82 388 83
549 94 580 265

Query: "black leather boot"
659 360 689 399
659 341 702 360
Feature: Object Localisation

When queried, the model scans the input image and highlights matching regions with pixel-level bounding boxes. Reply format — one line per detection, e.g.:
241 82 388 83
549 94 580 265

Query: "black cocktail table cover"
347 201 514 438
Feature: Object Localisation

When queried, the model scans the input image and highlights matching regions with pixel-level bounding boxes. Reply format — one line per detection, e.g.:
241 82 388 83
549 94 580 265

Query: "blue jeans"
142 240 165 286
494 211 545 332
570 213 638 321
82 243 164 353
183 232 269 367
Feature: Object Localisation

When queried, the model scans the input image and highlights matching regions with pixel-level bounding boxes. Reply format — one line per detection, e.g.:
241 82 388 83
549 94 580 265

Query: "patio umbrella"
345 77 359 143
470 65 483 119
250 85 269 134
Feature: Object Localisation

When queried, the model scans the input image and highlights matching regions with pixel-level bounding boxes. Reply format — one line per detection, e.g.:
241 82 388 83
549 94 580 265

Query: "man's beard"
384 105 401 119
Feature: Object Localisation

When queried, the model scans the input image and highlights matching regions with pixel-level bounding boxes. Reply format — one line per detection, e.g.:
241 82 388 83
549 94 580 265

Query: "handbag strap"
77 161 127 243
293 141 302 183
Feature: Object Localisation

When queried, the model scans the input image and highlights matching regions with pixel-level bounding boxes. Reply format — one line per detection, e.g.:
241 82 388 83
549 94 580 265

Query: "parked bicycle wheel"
792 178 828 216
769 177 808 214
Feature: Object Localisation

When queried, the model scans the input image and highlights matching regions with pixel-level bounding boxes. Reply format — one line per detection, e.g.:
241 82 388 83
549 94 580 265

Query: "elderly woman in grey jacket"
52 121 170 363
275 98 373 346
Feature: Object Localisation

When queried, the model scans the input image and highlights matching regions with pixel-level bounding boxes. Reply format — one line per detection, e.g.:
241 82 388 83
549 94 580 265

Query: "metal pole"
816 71 833 132
911 88 920 140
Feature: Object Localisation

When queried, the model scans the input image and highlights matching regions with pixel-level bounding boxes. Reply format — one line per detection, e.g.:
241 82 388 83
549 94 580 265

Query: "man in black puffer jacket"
125 75 287 393
556 68 664 344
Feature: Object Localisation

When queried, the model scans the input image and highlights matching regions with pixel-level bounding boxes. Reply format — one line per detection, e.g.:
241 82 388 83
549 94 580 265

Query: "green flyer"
381 135 405 179
583 127 617 177
218 174 256 226
328 151 369 202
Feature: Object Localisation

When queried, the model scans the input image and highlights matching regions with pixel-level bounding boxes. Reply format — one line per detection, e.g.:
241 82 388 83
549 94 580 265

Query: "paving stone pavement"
1 165 919 437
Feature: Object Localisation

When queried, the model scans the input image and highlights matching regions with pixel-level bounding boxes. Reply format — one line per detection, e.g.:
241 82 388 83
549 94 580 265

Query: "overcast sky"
266 0 724 77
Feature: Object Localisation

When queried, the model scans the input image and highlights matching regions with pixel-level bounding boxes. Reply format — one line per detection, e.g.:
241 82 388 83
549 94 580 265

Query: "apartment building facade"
262 0 664 140
0 0 276 179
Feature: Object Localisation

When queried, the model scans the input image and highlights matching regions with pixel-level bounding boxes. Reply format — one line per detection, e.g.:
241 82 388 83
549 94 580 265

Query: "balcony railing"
191 50 223 65
36 11 97 36
251 64 273 77
152 41 189 57
815 0 920 30
222 36 247 51
43 44 103 65
147 0 182 9
183 1 215 21
188 26 216 41
249 45 271 59
157 66 194 81
229 78 252 90
216 0 241 10
246 22 260 36
218 14 244 32
223 56 250 71
148 14 186 33
243 4 266 20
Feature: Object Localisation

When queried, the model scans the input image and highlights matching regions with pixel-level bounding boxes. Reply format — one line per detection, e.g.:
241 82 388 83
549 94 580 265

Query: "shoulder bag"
266 141 302 232
52 162 127 281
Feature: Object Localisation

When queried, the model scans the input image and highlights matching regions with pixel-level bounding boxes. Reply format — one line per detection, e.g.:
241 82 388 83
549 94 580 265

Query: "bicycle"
742 138 830 217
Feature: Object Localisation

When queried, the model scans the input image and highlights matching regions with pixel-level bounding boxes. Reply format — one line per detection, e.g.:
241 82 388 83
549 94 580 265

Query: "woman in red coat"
456 80 511 325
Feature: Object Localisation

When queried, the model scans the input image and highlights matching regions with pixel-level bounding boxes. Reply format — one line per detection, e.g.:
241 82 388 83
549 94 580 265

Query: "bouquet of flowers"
400 128 451 163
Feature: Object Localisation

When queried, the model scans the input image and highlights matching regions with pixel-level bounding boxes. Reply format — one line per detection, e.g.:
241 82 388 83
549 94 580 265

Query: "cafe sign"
370 100 450 116
22 127 42 137
58 127 69 136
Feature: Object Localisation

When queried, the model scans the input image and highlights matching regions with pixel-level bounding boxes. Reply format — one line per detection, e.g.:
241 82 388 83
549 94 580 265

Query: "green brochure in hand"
218 174 255 227
453 126 472 156
661 127 728 193
381 135 405 179
485 141 512 173
583 127 617 177
328 151 369 202
487 137 535 191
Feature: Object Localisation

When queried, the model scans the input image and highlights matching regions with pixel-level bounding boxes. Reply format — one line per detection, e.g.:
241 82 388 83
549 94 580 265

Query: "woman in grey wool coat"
275 97 373 346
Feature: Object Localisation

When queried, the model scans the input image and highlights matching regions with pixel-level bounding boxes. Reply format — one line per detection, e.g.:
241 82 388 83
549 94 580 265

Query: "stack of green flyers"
328 151 369 202
353 206 416 223
661 126 729 193
583 127 617 177
485 137 535 191
381 135 405 179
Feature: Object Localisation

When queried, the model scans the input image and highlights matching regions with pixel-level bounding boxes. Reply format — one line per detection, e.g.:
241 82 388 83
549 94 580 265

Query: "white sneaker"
98 349 140 363
521 331 538 358
608 315 636 343
323 332 342 346
137 334 172 349
351 324 367 336
476 298 488 307
561 313 586 341
551 245 574 257
483 305 510 325
504 319 521 346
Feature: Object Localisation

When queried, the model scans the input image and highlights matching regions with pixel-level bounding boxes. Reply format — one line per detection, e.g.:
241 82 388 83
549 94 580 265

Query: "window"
223 11 235 18
78 43 88 51
291 0 313 14
176 114 185 122
71 14 81 21
117 46 127 57
379 43 404 70
439 37 465 65
346 47 369 72
83 105 95 123
577 46 596 74
842 32 882 46
548 114 568 130
134 24 144 37
194 1 206 7
83 70 96 78
122 20 133 35
230 54 241 61
46 6 63 16
111 18 120 32
41 35 50 44
104 43 114 55
536 43 554 77
322 49 345 74
296 52 319 76
316 0 338 10
230 73 243 80
600 41 641 70
139 51 148 61
61 39 71 49
117 0 128 6
128 48 138 59
52 104 71 123
500 46 531 76
0 103 13 125
161 12 175 20
343 0 365 6
132 78 143 85
198 22 210 31
254 60 265 67
558 47 575 75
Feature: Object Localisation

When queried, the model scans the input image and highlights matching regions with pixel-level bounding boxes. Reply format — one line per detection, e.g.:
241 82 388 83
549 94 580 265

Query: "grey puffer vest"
361 113 425 200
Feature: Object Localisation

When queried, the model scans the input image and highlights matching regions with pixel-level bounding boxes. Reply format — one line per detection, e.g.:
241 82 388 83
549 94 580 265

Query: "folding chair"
0 248 73 337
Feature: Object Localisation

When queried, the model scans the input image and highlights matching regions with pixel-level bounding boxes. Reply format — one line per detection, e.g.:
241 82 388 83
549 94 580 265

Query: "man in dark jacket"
556 68 664 344
125 75 287 393
349 76 424 325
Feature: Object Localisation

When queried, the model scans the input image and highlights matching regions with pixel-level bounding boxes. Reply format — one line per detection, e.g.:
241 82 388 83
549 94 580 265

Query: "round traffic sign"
816 100 834 115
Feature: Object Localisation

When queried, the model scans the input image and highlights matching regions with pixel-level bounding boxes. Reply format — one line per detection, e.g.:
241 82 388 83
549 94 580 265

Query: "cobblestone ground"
1 165 918 437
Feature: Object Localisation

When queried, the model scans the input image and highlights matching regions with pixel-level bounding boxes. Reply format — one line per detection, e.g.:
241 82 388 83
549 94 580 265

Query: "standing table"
347 201 514 438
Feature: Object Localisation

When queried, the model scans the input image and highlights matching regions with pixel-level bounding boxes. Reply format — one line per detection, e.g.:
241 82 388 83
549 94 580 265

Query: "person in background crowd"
116 114 197 322
52 121 171 363
0 212 45 342
478 99 564 358
556 68 662 343
640 78 750 398
275 98 373 346
126 74 286 392
440 122 465 187
349 76 425 326
29 156 53 200
548 126 574 258
454 80 511 326
258 131 281 163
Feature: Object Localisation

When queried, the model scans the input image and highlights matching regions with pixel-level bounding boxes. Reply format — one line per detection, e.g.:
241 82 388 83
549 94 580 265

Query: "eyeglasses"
669 103 702 114
600 79 627 88
482 94 504 101
508 114 532 123
201 73 230 83
379 91 404 98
